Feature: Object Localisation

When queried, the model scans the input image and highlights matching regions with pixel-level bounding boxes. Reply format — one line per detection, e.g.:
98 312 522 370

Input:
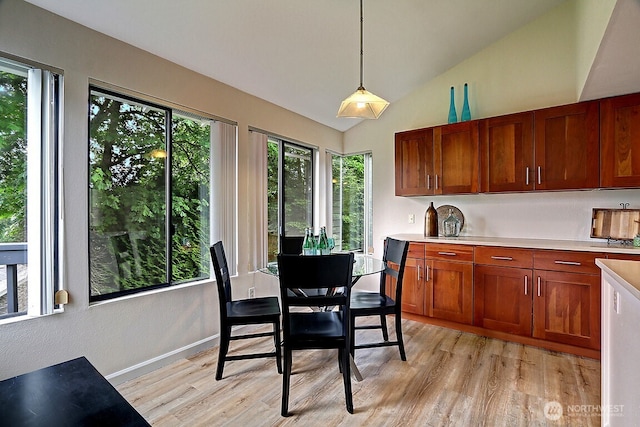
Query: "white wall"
344 0 640 257
0 0 342 382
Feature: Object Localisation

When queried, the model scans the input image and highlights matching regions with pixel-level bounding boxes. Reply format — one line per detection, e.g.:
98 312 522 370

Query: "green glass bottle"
318 226 330 255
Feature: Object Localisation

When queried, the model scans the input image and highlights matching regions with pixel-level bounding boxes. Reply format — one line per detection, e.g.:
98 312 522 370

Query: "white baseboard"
105 334 220 385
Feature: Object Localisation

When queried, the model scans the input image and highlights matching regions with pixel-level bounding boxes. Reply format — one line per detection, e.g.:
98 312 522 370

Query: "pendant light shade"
337 0 389 119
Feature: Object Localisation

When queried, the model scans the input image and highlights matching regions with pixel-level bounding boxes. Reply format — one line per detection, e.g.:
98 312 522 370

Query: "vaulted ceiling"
23 0 640 131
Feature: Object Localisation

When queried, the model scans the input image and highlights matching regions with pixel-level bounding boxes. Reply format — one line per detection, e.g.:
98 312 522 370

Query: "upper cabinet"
395 121 479 196
479 111 534 192
395 128 434 196
600 92 640 188
397 93 640 196
533 101 599 190
434 121 479 194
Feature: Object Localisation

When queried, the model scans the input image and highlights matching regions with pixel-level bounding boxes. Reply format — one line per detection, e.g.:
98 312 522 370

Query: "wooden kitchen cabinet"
533 101 600 190
425 244 474 324
532 250 603 350
479 112 534 193
394 128 434 196
401 243 426 315
532 270 600 350
474 246 534 335
600 92 640 188
433 120 479 194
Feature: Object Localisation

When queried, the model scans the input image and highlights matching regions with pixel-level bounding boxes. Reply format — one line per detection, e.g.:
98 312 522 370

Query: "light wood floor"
117 318 600 426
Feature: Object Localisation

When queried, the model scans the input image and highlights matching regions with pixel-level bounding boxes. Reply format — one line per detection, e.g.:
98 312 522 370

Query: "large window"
267 137 314 262
0 56 61 319
89 87 235 301
330 152 373 253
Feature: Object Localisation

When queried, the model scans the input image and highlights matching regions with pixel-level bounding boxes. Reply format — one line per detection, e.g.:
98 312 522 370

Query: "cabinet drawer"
607 252 640 261
533 250 605 274
425 243 474 262
475 246 533 268
408 242 425 259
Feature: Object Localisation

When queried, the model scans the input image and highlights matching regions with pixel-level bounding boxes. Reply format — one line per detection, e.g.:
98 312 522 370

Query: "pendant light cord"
359 0 365 90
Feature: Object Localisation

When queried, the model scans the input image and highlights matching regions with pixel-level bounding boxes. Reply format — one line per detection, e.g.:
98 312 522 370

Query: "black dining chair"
210 241 282 380
279 235 305 255
350 238 410 361
277 252 355 416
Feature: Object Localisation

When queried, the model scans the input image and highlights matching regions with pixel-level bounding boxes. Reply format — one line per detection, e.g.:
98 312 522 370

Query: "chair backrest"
277 253 354 330
279 235 305 255
380 238 410 304
210 241 232 318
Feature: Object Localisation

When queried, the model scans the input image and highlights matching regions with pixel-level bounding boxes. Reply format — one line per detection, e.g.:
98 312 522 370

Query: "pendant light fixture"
337 0 389 119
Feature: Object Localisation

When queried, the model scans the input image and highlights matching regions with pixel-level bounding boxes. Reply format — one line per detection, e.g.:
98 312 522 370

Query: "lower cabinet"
403 242 609 355
474 264 533 336
532 269 601 350
402 256 426 315
427 258 473 324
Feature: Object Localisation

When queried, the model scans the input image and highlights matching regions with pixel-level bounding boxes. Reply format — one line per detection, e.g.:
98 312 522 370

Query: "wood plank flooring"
117 318 600 426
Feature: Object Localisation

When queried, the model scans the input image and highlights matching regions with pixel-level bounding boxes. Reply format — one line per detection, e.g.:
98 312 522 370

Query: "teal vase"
461 83 471 121
448 86 457 124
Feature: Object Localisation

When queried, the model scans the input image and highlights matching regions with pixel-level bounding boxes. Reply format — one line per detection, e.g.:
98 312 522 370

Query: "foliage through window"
1 57 61 318
331 152 372 253
89 87 221 301
267 138 314 262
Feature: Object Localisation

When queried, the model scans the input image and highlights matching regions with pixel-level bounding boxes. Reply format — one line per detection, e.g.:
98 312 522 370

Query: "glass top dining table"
260 253 385 284
259 253 384 382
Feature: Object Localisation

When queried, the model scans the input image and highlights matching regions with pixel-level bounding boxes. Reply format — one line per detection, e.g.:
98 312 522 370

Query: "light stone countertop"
596 258 640 300
387 234 640 255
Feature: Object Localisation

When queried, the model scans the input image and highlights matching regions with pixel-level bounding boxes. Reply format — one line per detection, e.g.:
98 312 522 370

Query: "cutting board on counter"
591 208 640 240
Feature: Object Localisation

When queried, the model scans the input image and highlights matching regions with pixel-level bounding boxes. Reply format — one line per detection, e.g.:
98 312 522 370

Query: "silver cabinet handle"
417 265 421 281
537 166 542 185
524 275 528 295
435 174 439 190
438 251 457 256
525 166 530 186
491 256 513 261
426 265 430 282
537 276 541 297
427 174 431 190
554 260 581 266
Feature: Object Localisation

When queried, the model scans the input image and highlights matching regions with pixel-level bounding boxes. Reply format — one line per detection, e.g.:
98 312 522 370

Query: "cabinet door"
433 121 479 194
534 101 599 190
600 93 640 188
394 128 434 196
479 112 534 192
532 270 600 350
401 257 425 315
474 265 532 336
428 260 473 324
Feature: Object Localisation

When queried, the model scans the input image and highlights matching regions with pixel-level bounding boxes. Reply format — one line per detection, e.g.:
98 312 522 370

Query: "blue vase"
461 83 471 121
448 86 457 124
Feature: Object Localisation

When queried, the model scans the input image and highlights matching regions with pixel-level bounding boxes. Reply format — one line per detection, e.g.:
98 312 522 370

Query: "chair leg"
395 314 407 361
274 321 282 374
281 348 292 417
215 326 231 381
380 313 389 341
341 346 354 414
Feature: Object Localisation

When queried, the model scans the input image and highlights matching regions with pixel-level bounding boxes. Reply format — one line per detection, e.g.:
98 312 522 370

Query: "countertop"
596 258 640 300
387 234 640 255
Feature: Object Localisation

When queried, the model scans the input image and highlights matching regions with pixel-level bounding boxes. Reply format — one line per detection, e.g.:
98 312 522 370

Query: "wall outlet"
408 214 415 224
248 287 255 299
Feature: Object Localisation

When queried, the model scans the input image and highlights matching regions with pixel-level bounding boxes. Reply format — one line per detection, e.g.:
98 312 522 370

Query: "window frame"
0 53 63 320
328 150 373 254
265 135 316 261
87 84 237 303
